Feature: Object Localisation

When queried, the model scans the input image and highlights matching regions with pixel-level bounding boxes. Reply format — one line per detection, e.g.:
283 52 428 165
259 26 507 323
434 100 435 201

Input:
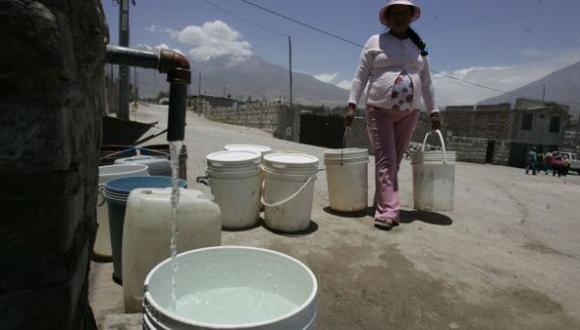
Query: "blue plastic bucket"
104 176 187 285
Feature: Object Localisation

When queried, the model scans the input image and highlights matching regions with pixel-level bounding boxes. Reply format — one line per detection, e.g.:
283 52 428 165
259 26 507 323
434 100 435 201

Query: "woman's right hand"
430 112 441 131
344 104 356 127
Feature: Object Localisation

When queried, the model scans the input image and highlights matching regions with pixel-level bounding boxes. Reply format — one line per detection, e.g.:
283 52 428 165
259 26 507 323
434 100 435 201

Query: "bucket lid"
114 156 170 164
206 150 261 167
324 148 368 159
105 175 187 196
99 164 149 179
224 144 272 156
263 152 319 170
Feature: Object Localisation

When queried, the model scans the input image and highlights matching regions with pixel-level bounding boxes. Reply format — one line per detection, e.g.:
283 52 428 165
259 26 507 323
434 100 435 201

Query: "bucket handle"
421 129 448 163
97 183 106 207
260 170 316 208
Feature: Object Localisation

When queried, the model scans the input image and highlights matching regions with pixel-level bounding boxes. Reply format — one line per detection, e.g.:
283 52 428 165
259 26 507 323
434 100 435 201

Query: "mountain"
135 54 348 106
480 60 580 118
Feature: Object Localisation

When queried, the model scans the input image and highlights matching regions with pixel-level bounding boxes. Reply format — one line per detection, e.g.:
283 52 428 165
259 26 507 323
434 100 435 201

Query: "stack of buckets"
411 130 456 211
114 155 172 177
324 148 369 212
261 153 319 232
206 150 263 229
103 176 186 284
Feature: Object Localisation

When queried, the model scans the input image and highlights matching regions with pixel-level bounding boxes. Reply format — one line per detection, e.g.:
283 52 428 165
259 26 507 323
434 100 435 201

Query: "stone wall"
0 1 106 329
447 137 488 163
202 102 280 134
493 140 511 165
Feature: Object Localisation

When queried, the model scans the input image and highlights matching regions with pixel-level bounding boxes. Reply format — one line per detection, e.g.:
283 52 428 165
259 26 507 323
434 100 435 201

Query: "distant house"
412 98 571 167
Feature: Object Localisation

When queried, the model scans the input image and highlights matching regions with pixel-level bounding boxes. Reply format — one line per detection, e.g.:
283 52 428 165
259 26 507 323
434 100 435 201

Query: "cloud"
314 73 338 83
336 80 352 90
135 43 183 55
163 21 252 61
146 25 159 33
434 48 580 107
314 72 351 90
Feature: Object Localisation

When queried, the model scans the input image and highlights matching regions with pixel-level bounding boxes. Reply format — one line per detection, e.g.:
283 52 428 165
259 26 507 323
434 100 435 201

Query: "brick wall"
446 105 474 112
442 110 512 140
476 103 511 111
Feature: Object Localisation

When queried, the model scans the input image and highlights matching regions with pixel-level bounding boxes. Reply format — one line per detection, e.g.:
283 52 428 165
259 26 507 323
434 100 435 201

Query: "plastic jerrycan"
122 188 222 313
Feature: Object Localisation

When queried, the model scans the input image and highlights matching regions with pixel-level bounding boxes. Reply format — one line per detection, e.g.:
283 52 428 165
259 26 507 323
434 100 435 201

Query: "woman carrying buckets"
345 0 441 229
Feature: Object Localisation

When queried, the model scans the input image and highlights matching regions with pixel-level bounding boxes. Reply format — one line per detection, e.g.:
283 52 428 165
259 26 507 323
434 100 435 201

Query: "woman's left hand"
430 112 441 131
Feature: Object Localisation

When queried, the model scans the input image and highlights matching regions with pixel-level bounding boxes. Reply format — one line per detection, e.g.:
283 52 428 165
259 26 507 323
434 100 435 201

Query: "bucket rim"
105 176 186 195
324 159 369 165
206 150 261 165
324 148 368 156
143 245 318 329
224 144 273 154
99 164 149 176
263 152 319 167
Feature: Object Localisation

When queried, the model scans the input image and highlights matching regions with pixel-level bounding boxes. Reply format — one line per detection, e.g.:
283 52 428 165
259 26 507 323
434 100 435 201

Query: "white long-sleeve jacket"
348 32 438 113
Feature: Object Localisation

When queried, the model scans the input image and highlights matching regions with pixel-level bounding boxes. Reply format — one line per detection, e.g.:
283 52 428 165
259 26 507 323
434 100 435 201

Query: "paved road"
91 104 580 329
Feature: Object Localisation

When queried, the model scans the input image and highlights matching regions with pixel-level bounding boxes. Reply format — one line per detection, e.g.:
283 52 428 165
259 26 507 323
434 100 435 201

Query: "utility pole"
289 35 298 142
118 0 131 120
197 72 202 113
542 83 546 102
133 67 139 101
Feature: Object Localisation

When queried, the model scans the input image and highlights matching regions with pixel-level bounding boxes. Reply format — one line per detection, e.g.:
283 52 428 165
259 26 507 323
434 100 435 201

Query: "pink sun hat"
379 0 422 26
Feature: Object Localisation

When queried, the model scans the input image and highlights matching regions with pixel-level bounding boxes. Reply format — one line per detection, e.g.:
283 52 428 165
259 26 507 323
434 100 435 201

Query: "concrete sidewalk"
90 104 580 329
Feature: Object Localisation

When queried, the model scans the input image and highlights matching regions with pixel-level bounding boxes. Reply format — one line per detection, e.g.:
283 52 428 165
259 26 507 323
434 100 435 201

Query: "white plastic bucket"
224 145 273 210
224 144 273 159
412 130 456 211
324 148 369 212
206 150 262 229
262 153 319 233
143 246 317 330
115 155 172 177
95 164 149 260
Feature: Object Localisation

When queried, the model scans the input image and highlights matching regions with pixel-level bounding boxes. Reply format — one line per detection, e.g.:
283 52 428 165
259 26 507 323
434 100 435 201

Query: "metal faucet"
105 45 191 141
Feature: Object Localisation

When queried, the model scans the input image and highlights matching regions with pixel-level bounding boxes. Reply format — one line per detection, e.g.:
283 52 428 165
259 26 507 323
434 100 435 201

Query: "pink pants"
366 105 419 221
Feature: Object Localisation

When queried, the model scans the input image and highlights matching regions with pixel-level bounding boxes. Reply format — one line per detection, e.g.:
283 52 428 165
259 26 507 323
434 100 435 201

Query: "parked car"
552 151 580 174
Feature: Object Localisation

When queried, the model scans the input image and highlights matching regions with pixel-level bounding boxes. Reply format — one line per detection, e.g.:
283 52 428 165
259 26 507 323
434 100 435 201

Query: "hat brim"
379 2 421 26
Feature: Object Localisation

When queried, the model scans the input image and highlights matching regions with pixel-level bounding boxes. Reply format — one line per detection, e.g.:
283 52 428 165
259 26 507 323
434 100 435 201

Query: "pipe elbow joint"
159 49 191 85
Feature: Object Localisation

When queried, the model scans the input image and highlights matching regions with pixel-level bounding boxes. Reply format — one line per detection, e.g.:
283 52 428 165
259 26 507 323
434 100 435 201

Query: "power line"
237 0 580 107
199 0 288 37
238 0 364 48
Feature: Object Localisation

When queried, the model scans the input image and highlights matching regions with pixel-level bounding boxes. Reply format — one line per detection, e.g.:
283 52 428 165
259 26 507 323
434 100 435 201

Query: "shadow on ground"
322 206 373 218
399 209 453 226
261 219 319 237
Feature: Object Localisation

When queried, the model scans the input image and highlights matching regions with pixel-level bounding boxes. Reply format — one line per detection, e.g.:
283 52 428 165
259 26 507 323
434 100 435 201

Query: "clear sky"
102 0 580 106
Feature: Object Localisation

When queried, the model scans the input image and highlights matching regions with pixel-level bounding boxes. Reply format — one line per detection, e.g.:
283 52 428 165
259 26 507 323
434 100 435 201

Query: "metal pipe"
118 0 130 120
105 45 191 141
